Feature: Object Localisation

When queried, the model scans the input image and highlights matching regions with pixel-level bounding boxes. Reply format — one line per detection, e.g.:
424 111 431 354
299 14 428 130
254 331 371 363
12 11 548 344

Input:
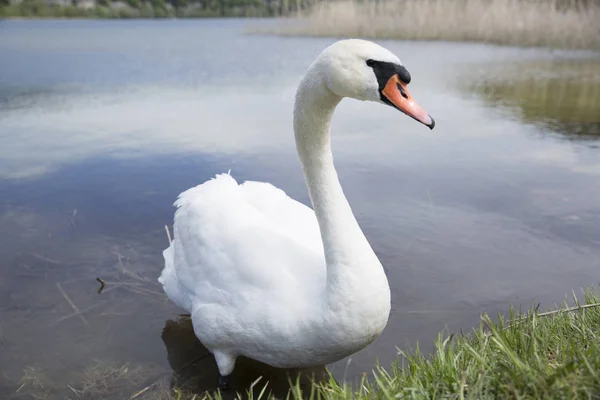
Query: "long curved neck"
293 67 383 298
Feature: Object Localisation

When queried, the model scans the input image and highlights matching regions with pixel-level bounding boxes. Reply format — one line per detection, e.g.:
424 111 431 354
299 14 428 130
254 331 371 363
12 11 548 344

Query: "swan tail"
160 173 239 313
173 173 238 211
159 242 192 312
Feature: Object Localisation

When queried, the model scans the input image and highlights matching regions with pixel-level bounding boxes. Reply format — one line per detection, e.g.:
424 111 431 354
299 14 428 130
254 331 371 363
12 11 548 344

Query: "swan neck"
292 65 390 334
293 71 377 272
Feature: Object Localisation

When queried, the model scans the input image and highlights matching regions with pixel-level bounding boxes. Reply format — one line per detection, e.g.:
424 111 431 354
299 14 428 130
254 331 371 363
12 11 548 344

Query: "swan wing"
238 179 324 254
159 173 325 315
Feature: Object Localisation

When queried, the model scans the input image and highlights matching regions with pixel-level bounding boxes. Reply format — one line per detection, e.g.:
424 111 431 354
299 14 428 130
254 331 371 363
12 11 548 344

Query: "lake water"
1 19 599 399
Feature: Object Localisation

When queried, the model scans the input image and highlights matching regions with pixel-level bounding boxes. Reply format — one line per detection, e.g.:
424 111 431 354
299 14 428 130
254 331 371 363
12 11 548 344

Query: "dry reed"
266 0 600 49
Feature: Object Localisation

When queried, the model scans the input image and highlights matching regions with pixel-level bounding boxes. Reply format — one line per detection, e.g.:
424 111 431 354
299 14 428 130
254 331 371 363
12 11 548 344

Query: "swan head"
316 39 435 130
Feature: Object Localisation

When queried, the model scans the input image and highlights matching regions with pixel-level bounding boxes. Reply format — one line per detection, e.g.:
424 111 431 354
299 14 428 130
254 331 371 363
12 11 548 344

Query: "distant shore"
0 0 278 19
4 0 600 50
0 8 266 19
260 0 600 50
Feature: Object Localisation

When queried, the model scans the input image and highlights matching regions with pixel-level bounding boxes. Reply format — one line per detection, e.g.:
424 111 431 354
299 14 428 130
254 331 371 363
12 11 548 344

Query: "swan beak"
382 75 435 130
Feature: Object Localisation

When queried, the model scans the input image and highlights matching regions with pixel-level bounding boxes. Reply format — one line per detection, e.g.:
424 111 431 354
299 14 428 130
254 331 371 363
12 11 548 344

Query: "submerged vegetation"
463 58 600 141
14 288 600 399
265 0 600 50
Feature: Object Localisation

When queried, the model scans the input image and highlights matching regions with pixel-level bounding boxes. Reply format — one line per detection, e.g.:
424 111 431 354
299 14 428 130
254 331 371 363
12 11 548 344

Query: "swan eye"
366 59 375 67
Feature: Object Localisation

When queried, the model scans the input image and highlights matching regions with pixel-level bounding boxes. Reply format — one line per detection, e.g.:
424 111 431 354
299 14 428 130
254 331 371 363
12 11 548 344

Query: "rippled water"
1 19 599 399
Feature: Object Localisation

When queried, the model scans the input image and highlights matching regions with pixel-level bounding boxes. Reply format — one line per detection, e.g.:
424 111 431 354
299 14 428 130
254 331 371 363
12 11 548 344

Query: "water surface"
1 19 599 399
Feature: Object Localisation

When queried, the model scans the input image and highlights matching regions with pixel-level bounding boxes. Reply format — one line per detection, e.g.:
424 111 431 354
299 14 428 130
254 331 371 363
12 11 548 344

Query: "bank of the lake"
16 289 600 399
4 0 600 51
1 0 310 19
262 0 600 50
0 2 267 18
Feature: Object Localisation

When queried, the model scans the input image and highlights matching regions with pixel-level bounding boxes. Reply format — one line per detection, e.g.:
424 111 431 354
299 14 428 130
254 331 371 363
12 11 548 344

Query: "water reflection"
464 58 600 141
162 317 327 398
0 87 297 179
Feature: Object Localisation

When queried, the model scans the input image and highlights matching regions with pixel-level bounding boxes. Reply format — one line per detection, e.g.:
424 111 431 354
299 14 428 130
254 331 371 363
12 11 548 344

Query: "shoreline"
13 288 600 399
259 0 600 51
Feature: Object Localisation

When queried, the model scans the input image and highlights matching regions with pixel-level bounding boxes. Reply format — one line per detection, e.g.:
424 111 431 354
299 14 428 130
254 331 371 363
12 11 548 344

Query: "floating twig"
474 301 600 341
101 312 132 316
165 225 172 244
56 282 89 327
32 253 61 265
54 303 103 325
67 384 81 396
133 286 164 297
122 286 166 302
70 208 78 228
130 384 153 399
96 280 144 287
96 279 144 296
426 188 435 218
126 284 164 297
55 276 92 285
112 249 149 283
516 302 600 321
96 277 106 294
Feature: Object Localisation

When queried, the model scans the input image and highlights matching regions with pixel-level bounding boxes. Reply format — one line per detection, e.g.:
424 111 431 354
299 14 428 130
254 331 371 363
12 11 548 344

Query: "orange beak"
382 75 435 130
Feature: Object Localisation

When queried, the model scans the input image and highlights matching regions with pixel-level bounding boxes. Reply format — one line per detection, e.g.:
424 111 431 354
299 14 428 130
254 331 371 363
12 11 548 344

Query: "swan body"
159 39 434 381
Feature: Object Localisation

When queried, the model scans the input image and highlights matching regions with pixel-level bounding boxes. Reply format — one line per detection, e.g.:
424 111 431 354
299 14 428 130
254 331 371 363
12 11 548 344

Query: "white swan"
159 39 434 388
